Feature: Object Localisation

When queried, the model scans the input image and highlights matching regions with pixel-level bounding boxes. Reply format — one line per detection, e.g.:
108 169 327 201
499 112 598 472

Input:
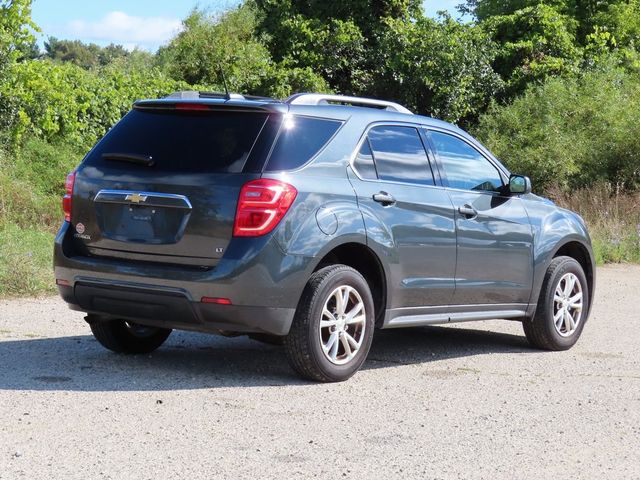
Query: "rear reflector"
201 297 232 305
62 171 76 222
56 279 71 287
233 179 297 237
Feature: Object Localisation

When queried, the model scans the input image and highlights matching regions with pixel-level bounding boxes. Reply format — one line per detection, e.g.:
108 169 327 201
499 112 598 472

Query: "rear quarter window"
264 116 342 171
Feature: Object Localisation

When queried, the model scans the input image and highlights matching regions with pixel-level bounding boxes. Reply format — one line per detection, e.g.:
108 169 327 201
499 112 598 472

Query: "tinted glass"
367 126 434 185
265 116 342 171
430 131 503 192
85 109 269 173
353 139 378 180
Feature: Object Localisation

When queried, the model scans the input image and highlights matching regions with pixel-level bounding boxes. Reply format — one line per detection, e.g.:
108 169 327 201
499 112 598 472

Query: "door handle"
373 192 396 206
458 204 477 218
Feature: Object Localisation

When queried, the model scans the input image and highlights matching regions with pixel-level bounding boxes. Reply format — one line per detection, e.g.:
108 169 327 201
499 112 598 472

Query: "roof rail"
285 93 413 114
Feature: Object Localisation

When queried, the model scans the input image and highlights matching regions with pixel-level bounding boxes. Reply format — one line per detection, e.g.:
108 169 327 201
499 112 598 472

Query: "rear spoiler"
133 97 289 114
134 90 287 113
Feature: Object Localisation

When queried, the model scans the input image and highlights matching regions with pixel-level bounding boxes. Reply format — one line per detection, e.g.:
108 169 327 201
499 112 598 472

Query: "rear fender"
273 196 366 256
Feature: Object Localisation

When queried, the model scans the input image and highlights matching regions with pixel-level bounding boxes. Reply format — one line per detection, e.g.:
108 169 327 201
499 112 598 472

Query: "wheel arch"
528 236 596 319
552 240 595 312
312 242 388 327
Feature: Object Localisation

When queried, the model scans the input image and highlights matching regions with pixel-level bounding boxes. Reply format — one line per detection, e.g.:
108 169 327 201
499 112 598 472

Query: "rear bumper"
54 222 309 336
58 282 294 335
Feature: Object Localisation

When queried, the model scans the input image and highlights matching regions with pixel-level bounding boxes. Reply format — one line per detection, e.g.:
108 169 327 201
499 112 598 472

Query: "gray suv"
54 92 595 382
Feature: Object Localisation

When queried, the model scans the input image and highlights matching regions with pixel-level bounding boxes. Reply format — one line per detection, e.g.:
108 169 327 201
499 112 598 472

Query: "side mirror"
509 174 532 195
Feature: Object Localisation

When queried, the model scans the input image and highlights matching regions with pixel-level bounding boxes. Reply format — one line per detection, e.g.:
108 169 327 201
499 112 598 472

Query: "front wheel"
523 256 589 351
89 317 172 354
284 265 375 382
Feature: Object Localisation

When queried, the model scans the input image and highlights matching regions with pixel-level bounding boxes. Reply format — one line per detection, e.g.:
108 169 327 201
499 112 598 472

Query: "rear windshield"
265 116 342 171
85 109 269 173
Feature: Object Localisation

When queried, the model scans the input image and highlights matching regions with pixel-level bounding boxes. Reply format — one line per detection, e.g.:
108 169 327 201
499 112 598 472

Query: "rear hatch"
71 104 280 267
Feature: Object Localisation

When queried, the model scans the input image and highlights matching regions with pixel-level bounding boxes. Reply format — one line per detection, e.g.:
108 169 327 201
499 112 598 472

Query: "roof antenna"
218 63 231 100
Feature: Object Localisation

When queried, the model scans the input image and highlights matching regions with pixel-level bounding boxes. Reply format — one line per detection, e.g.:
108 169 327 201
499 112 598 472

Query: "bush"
474 66 640 191
0 59 191 150
0 138 82 231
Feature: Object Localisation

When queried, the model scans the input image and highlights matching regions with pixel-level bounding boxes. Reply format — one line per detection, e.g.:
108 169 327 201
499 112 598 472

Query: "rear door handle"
373 192 396 206
458 204 477 218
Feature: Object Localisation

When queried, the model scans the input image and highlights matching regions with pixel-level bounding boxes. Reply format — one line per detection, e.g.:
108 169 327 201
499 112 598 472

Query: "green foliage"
467 0 640 95
466 0 630 42
380 14 503 123
0 136 81 297
254 1 502 122
0 58 190 150
474 66 640 191
0 0 37 74
0 139 82 229
481 4 581 95
0 224 55 297
157 6 328 97
44 37 130 69
158 7 270 89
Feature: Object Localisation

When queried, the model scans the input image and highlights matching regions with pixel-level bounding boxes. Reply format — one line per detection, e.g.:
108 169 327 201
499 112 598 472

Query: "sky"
31 0 463 52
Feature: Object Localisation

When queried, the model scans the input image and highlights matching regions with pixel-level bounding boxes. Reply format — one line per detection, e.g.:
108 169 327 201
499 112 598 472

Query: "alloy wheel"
552 272 583 337
319 285 367 365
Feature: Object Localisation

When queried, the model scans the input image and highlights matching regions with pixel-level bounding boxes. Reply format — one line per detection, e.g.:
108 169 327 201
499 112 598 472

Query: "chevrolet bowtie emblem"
125 193 148 203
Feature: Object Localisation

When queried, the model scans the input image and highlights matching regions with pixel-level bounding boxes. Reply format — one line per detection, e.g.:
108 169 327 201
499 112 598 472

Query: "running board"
384 310 526 329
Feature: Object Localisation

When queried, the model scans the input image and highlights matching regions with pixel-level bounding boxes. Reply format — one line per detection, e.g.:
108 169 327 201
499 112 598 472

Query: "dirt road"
1 265 638 479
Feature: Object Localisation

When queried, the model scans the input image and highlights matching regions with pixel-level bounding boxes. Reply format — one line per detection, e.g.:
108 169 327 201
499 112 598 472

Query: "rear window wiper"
102 153 155 167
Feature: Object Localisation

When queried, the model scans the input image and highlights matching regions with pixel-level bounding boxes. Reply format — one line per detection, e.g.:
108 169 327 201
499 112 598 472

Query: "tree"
379 14 503 123
253 0 423 95
44 38 129 69
466 0 640 95
0 0 37 73
157 6 328 97
482 4 581 96
474 66 640 190
253 1 501 121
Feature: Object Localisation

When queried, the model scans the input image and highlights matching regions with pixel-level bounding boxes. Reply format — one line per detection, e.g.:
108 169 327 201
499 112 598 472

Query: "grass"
0 224 56 296
550 183 640 264
0 138 82 297
0 138 638 297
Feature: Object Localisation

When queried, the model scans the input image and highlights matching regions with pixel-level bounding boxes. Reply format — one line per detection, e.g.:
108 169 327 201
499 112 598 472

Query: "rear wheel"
523 256 589 350
88 317 172 354
284 265 375 382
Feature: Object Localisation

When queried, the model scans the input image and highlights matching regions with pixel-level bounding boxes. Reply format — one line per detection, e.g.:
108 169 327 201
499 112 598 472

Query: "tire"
523 256 589 351
284 265 375 382
88 317 172 354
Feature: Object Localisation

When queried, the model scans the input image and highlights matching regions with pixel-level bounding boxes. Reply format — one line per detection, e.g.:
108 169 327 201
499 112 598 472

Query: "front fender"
526 203 595 313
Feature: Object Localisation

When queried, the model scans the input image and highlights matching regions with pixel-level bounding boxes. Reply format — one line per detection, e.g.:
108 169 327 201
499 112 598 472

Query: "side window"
353 139 378 180
367 126 434 185
429 131 504 192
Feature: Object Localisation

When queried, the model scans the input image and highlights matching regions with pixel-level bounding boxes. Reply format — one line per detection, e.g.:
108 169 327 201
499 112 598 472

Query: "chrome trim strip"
384 309 527 328
94 190 192 210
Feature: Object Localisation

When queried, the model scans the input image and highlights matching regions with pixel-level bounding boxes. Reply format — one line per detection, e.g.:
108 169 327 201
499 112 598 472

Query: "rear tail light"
233 179 297 237
62 171 76 222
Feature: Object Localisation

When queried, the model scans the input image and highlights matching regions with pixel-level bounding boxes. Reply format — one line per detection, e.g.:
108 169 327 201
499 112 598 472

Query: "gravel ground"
0 265 638 480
